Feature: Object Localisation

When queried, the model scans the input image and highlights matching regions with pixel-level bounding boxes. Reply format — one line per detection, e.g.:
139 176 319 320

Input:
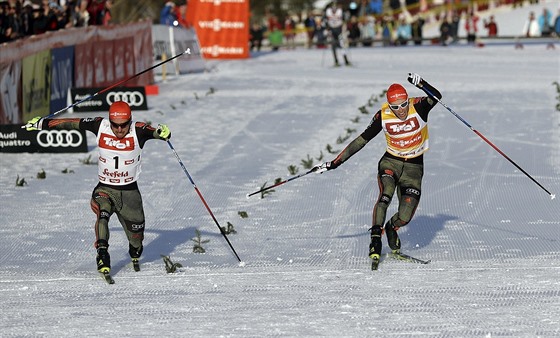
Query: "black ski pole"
167 140 243 263
418 82 555 200
23 49 191 124
247 169 314 198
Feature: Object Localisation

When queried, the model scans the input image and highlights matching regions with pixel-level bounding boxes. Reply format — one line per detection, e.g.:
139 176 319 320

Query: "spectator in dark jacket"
160 1 176 26
411 15 424 45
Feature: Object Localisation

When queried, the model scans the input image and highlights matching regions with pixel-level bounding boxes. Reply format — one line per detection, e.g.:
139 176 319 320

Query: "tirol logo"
99 133 135 151
387 117 420 135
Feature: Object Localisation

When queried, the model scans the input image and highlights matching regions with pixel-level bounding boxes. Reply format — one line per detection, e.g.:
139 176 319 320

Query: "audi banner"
69 87 148 112
0 124 88 153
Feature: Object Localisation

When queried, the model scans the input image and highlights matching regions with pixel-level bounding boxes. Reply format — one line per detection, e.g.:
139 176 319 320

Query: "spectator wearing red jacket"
465 10 479 44
483 15 498 37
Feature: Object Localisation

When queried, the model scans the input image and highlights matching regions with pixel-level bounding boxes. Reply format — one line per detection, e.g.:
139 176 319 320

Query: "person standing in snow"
483 15 498 37
25 101 171 274
325 1 350 66
312 73 442 263
523 11 540 37
465 10 479 44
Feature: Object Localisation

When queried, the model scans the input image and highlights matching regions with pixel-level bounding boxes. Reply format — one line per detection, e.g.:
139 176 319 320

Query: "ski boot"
384 220 401 254
129 244 143 272
369 225 383 270
96 246 111 273
343 55 351 66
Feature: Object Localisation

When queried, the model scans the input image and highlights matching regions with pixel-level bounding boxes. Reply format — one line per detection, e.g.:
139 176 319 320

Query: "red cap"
109 101 131 121
386 84 408 104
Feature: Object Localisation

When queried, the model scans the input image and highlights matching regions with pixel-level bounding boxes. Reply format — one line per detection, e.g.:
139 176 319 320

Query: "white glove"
25 116 44 131
408 73 422 88
312 161 332 174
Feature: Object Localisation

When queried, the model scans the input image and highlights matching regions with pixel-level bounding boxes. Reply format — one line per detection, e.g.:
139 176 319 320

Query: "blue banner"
50 46 74 114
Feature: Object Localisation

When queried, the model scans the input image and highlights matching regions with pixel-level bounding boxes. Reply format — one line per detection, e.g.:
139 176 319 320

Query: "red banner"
186 0 249 59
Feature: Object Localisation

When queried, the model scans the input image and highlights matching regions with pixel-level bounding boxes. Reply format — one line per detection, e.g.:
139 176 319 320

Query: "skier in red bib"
25 101 171 274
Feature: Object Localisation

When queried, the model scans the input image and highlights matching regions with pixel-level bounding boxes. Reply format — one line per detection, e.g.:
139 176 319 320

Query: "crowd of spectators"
248 0 560 52
0 0 112 44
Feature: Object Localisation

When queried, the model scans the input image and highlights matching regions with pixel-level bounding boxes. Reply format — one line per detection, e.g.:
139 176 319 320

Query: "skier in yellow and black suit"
313 73 442 262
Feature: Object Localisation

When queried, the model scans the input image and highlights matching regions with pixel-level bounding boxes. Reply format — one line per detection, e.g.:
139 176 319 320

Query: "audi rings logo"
106 91 145 106
37 130 84 148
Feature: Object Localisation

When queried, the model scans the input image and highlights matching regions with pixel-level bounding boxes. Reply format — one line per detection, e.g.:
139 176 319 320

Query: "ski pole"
23 49 191 124
247 169 314 198
420 84 555 200
167 140 243 263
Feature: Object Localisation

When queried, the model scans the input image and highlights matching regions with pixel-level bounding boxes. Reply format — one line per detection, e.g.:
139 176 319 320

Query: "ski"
100 271 115 284
390 252 431 265
370 252 430 270
132 259 140 272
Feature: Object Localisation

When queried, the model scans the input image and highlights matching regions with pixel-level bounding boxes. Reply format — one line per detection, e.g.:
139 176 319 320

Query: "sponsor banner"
94 40 112 86
70 87 148 112
50 46 75 115
1 22 154 127
152 25 206 74
22 50 51 123
74 37 148 90
0 124 87 153
186 0 249 59
134 24 154 87
74 43 94 89
0 61 22 124
114 38 135 81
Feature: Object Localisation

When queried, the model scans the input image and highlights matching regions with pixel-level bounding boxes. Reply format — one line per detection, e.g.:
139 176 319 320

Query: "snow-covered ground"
1 3 560 337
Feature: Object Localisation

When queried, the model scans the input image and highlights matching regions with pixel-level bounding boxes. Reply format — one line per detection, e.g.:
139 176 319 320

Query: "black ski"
390 252 431 265
132 259 140 272
100 271 115 284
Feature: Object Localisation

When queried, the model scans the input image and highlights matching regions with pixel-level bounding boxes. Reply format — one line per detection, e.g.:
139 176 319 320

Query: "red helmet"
109 101 131 121
386 84 408 104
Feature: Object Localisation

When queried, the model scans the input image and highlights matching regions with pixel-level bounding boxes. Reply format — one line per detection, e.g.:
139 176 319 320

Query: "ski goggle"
389 101 409 110
110 120 131 129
